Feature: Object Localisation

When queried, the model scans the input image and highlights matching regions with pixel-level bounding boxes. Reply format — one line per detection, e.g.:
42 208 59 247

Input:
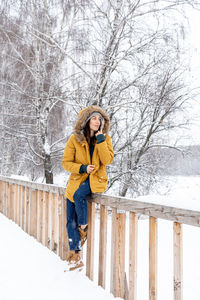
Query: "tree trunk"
44 154 53 184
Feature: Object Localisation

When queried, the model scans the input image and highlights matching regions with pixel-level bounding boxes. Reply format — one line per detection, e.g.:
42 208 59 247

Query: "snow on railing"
1 175 200 300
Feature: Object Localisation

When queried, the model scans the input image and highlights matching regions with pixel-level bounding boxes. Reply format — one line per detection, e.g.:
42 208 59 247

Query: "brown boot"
78 225 88 246
67 250 84 271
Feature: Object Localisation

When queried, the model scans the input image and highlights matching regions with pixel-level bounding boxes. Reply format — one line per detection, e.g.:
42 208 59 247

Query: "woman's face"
89 115 101 132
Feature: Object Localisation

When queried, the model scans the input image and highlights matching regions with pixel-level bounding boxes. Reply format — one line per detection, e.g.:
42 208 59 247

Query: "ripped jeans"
66 178 91 251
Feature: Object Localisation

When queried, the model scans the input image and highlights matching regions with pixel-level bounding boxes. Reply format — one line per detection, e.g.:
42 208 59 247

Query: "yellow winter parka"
62 106 114 202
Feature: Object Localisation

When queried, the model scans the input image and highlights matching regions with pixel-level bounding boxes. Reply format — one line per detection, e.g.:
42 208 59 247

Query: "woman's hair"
83 121 99 145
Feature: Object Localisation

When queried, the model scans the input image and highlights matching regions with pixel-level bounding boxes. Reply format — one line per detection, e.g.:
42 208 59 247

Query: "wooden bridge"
0 175 200 300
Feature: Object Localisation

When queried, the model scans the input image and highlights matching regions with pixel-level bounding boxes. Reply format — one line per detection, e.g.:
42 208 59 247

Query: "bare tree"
0 0 89 183
0 0 199 195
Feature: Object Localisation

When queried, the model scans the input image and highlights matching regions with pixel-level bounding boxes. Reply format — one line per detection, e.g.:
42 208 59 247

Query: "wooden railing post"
43 191 49 247
98 204 108 289
58 194 63 258
5 182 9 217
9 184 15 221
173 222 183 300
53 193 58 254
2 181 6 215
110 208 126 299
19 184 22 227
48 192 55 251
14 184 17 224
86 201 95 280
22 186 26 231
21 186 25 229
0 181 2 213
149 217 158 300
129 212 138 300
30 189 37 238
26 187 31 235
62 197 69 260
36 190 43 243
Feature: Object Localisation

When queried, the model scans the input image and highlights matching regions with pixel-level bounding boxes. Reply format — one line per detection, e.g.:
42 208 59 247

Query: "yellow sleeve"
62 135 82 174
96 135 114 165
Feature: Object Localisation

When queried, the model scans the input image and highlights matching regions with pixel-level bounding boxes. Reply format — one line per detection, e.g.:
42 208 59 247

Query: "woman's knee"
73 189 81 203
67 218 77 230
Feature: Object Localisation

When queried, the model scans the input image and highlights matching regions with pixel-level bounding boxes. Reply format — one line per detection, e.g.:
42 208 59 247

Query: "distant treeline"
155 145 200 176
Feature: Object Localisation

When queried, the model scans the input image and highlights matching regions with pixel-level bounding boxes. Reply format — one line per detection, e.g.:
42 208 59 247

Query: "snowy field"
1 175 200 300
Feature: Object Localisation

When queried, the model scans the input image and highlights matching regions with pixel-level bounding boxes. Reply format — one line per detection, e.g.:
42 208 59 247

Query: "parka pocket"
96 174 107 183
70 173 82 180
95 167 108 182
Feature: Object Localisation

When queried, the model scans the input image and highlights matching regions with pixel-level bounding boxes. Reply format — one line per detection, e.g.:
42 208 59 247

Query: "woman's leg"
73 178 91 226
66 199 81 251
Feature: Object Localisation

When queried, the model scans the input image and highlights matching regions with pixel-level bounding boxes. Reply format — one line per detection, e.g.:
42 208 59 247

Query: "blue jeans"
66 178 91 251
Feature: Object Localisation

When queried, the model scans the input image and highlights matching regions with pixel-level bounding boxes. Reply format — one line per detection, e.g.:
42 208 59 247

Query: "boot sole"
69 261 84 271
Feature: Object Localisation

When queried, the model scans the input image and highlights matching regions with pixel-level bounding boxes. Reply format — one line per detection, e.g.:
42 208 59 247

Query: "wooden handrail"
0 175 199 300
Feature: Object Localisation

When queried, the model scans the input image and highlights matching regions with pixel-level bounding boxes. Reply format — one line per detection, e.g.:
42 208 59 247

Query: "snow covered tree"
0 0 88 183
0 0 199 194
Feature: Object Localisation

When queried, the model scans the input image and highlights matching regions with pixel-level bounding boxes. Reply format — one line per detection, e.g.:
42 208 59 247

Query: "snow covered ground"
0 213 121 300
1 175 200 300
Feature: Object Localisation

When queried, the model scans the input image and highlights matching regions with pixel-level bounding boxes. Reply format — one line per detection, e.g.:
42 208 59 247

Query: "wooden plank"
62 197 68 260
21 186 25 229
5 182 9 217
26 187 31 234
5 182 8 217
86 201 95 280
129 212 138 300
173 222 183 300
55 193 60 255
48 192 53 250
42 191 46 246
9 184 15 221
19 185 22 227
30 190 37 238
90 195 200 228
13 184 16 223
37 190 43 243
149 217 158 300
16 184 20 225
58 194 63 258
110 208 117 295
0 181 4 214
2 181 5 216
110 209 126 298
98 204 107 289
51 193 55 251
53 193 58 254
2 181 6 215
0 181 2 213
39 191 44 244
44 192 49 247
23 187 27 231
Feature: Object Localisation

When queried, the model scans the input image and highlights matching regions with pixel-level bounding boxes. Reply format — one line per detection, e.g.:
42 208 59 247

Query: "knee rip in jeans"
67 219 77 229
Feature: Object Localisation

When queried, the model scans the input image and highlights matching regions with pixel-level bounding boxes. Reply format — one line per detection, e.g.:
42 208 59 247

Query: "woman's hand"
95 129 103 136
87 165 95 174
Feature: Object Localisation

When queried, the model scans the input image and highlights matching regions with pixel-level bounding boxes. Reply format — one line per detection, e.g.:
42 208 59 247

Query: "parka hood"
74 105 110 143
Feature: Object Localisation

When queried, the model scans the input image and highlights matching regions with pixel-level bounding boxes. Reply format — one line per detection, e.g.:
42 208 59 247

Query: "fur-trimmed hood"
74 106 110 143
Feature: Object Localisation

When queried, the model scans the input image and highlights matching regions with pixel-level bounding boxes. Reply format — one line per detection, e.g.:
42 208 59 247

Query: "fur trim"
74 106 110 143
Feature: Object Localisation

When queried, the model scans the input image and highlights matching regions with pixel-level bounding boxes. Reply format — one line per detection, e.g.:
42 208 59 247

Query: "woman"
62 105 114 271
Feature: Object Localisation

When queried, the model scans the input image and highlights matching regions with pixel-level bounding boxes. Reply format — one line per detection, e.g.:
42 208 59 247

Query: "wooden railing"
1 175 200 300
0 176 69 259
